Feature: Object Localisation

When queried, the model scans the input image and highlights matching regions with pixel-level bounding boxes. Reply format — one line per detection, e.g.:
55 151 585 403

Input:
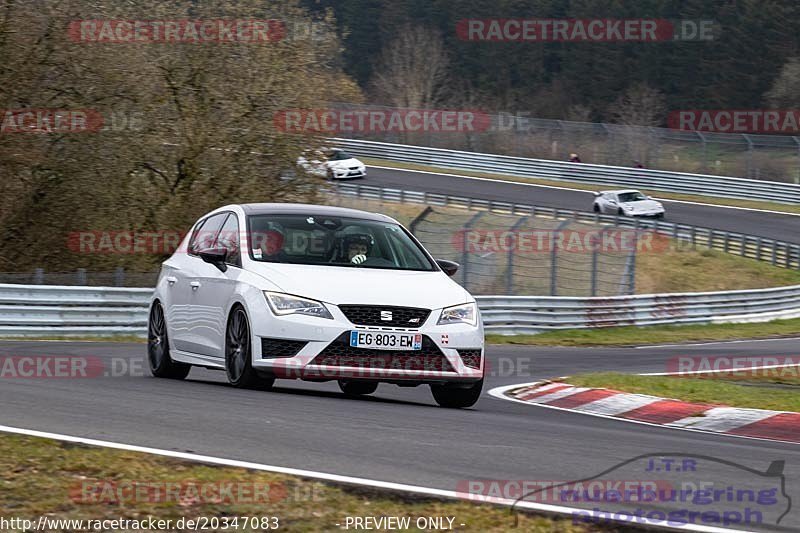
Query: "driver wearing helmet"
255 229 288 262
342 233 374 264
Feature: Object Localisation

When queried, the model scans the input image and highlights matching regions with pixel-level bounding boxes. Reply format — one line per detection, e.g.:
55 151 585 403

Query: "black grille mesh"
338 305 431 327
311 333 454 372
260 338 307 358
457 349 482 369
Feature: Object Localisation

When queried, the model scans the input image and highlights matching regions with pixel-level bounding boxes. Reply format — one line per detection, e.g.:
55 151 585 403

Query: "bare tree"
370 25 449 108
0 0 362 271
765 57 800 107
607 83 667 127
606 83 666 166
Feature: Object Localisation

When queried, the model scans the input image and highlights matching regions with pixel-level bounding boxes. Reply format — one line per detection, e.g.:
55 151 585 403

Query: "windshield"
618 192 647 203
328 150 352 161
247 214 436 271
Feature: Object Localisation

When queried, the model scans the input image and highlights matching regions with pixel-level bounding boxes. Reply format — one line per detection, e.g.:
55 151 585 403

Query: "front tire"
147 302 191 379
431 380 483 408
225 306 274 390
593 204 600 213
338 380 378 396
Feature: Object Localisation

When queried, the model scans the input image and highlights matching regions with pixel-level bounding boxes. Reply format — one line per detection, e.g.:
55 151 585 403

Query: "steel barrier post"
462 211 484 290
551 219 571 296
507 216 529 295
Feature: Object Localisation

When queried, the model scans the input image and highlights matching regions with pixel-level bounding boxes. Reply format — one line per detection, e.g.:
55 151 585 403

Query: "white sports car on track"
297 148 366 180
593 189 665 218
148 204 484 408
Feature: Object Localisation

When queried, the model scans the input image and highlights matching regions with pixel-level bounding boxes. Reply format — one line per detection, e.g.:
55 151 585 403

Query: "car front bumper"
625 209 664 217
330 167 366 179
249 303 484 384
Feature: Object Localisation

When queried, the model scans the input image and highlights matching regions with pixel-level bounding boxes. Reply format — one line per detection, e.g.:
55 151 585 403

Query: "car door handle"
190 281 201 290
166 276 177 285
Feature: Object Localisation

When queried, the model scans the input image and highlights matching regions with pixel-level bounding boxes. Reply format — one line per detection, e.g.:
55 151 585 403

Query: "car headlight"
438 302 477 326
264 291 333 319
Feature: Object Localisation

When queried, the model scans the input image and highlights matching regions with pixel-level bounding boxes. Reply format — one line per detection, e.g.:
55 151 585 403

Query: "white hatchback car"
593 189 665 218
148 204 484 407
297 148 366 180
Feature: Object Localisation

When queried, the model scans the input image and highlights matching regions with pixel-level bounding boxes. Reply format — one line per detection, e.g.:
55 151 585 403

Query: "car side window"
188 213 228 256
215 213 241 267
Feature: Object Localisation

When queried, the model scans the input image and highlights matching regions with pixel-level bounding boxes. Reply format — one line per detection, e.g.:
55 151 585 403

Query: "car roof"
601 189 640 195
239 203 397 223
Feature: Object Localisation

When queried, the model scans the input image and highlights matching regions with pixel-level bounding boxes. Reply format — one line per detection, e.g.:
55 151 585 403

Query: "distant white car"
297 148 366 180
593 190 665 218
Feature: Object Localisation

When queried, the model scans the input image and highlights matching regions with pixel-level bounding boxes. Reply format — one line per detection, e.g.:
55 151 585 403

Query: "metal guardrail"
332 137 800 204
0 284 151 337
333 182 800 269
2 282 800 337
478 286 800 335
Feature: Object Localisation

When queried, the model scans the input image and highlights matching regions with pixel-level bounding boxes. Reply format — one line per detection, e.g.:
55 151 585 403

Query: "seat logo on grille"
380 310 393 321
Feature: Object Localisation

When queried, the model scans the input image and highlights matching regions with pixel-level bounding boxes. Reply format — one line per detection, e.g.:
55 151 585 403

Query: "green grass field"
567 370 800 412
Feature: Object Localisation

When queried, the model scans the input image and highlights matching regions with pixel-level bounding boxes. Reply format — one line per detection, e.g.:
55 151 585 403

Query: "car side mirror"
436 259 459 277
198 247 228 272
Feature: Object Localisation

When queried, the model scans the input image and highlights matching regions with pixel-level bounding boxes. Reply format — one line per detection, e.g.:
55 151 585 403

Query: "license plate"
349 331 422 351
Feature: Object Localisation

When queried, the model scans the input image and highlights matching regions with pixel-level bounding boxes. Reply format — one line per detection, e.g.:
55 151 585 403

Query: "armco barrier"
2 283 800 337
333 182 800 269
331 137 800 204
0 284 151 337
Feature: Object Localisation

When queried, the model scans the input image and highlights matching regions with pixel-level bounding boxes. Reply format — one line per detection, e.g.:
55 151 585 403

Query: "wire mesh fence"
330 194 636 296
329 102 800 183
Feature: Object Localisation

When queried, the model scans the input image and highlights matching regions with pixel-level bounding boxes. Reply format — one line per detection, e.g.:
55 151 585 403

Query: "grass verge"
0 433 606 532
635 247 800 293
486 318 800 347
363 158 800 216
566 371 800 412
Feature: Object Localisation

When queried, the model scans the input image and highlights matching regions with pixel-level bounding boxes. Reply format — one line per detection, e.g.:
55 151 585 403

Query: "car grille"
457 349 482 369
338 305 431 327
260 337 307 358
310 333 454 372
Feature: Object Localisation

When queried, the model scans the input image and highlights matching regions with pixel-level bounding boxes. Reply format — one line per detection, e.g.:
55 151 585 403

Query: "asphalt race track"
1 339 798 531
2 169 800 532
367 166 800 244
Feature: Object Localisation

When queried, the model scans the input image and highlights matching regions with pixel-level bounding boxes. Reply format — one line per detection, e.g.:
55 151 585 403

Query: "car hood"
623 199 662 210
327 157 363 168
246 262 471 309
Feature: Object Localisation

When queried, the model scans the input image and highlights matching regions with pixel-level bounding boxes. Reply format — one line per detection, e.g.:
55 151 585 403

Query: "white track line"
636 337 800 349
640 363 800 376
371 164 800 217
0 424 746 533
